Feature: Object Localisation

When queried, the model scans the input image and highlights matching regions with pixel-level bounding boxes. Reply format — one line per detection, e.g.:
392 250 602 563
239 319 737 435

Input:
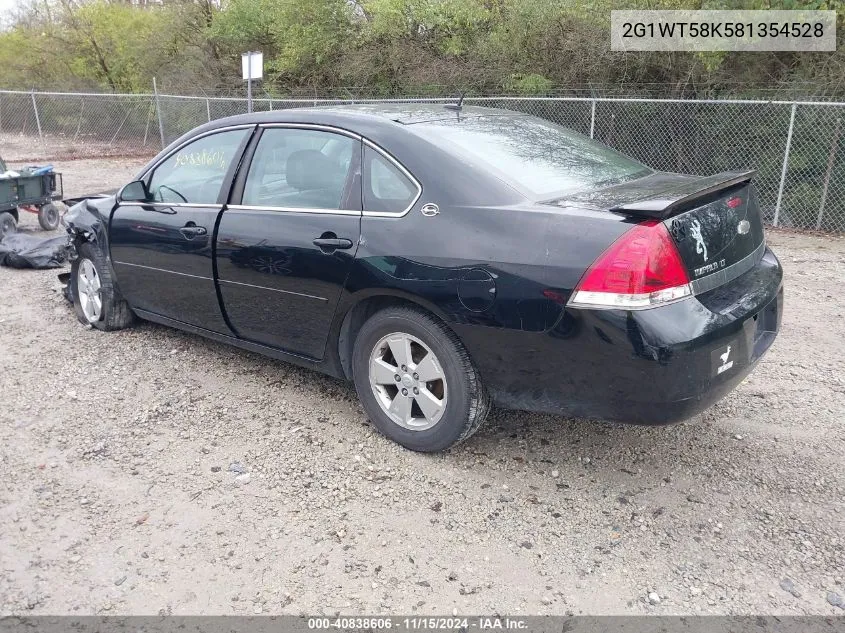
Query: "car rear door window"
242 128 358 210
363 146 419 214
148 129 249 204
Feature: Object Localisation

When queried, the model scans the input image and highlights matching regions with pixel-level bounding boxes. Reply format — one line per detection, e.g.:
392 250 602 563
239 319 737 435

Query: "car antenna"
444 91 465 111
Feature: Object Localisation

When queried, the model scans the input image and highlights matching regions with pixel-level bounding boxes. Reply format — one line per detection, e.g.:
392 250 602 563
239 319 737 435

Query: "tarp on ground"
0 233 68 269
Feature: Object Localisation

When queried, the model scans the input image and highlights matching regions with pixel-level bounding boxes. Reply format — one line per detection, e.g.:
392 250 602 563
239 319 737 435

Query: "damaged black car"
63 104 783 452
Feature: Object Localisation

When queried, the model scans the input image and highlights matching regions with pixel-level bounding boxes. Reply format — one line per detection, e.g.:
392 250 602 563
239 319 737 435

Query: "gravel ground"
0 158 843 616
0 133 156 163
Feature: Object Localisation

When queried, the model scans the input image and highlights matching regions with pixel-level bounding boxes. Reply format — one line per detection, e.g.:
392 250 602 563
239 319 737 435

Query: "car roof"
210 103 517 128
309 103 514 125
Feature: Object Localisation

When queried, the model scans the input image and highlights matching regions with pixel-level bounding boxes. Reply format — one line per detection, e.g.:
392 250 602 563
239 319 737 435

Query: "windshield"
414 114 652 198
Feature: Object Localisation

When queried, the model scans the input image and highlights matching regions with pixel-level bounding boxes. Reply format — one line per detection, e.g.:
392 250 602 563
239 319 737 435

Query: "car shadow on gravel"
128 320 746 472
132 319 358 389
461 404 746 470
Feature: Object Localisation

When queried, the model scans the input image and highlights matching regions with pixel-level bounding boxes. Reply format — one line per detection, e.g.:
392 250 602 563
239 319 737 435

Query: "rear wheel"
352 306 490 452
38 203 60 231
0 212 16 239
70 241 135 331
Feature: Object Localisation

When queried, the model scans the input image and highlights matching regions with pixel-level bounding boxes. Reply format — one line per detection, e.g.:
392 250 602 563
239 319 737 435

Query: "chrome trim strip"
226 204 361 216
133 202 224 210
113 261 212 281
218 278 328 302
258 122 363 140
137 124 361 215
362 138 422 218
132 122 421 218
690 240 766 295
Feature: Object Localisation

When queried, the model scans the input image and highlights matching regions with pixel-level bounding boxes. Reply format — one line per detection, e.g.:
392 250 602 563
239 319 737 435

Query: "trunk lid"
663 182 765 286
557 171 766 287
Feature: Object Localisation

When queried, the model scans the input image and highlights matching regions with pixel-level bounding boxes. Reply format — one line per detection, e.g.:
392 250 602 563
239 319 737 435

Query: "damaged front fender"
62 195 116 258
61 194 119 302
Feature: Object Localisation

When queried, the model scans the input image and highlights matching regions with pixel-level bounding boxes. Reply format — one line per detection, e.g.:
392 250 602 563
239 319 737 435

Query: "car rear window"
413 115 651 198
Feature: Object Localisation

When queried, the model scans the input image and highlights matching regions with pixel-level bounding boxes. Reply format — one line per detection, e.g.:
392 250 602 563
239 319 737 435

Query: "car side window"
242 128 357 210
363 146 418 214
147 129 248 204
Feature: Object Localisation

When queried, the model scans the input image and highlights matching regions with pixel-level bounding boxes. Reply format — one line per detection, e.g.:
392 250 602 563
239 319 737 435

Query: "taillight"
568 220 691 310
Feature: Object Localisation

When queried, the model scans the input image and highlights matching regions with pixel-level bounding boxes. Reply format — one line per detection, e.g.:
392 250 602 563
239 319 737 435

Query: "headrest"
286 150 340 190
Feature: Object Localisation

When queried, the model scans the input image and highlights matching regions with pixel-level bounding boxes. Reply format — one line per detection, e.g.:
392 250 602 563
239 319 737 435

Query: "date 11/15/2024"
307 617 530 630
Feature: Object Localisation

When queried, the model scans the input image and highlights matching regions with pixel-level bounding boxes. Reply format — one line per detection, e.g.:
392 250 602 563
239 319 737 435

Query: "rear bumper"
454 247 783 424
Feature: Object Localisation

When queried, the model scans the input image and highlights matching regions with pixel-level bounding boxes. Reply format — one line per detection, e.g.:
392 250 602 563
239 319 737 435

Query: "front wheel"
352 306 490 452
38 203 61 231
70 241 135 331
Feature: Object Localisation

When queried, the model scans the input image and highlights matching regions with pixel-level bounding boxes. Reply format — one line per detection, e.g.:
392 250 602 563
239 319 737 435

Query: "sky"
0 0 20 27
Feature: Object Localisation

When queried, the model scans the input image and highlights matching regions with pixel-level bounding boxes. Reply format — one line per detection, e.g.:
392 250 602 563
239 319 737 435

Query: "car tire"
0 211 16 238
70 241 135 331
38 203 61 231
352 305 490 452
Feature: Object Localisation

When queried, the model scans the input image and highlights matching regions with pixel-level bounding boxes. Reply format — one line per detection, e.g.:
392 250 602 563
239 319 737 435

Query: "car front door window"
147 129 249 204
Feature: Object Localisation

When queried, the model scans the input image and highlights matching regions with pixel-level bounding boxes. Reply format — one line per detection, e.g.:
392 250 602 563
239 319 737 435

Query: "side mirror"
118 180 149 203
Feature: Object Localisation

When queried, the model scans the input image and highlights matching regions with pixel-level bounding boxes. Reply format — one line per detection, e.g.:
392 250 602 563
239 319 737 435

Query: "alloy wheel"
77 258 102 323
368 332 447 431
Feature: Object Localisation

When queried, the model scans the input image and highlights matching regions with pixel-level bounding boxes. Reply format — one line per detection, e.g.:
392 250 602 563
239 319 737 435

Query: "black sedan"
63 104 783 452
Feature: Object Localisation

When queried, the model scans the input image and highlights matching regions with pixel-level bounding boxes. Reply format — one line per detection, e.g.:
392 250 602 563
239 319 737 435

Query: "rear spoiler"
610 170 755 219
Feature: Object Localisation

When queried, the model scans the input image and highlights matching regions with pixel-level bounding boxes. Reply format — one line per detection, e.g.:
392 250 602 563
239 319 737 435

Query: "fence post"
773 103 797 227
143 102 152 147
31 89 45 151
153 77 166 149
206 98 211 122
73 98 84 142
109 105 134 146
816 116 841 231
589 99 596 139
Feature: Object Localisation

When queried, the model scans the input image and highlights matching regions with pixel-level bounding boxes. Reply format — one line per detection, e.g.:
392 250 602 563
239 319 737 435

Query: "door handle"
313 236 354 251
179 223 207 239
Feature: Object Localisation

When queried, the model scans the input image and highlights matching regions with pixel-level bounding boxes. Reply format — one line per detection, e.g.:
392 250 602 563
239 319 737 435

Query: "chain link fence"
1 89 843 232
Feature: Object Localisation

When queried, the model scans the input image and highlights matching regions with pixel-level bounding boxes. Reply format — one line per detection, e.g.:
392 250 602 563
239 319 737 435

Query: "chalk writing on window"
173 149 227 170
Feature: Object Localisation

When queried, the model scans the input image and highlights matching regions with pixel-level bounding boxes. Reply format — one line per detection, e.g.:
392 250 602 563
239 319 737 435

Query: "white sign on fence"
241 52 263 80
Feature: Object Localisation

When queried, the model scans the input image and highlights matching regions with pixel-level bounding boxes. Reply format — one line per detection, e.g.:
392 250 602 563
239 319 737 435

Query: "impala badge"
690 219 708 262
737 219 751 235
421 203 440 217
